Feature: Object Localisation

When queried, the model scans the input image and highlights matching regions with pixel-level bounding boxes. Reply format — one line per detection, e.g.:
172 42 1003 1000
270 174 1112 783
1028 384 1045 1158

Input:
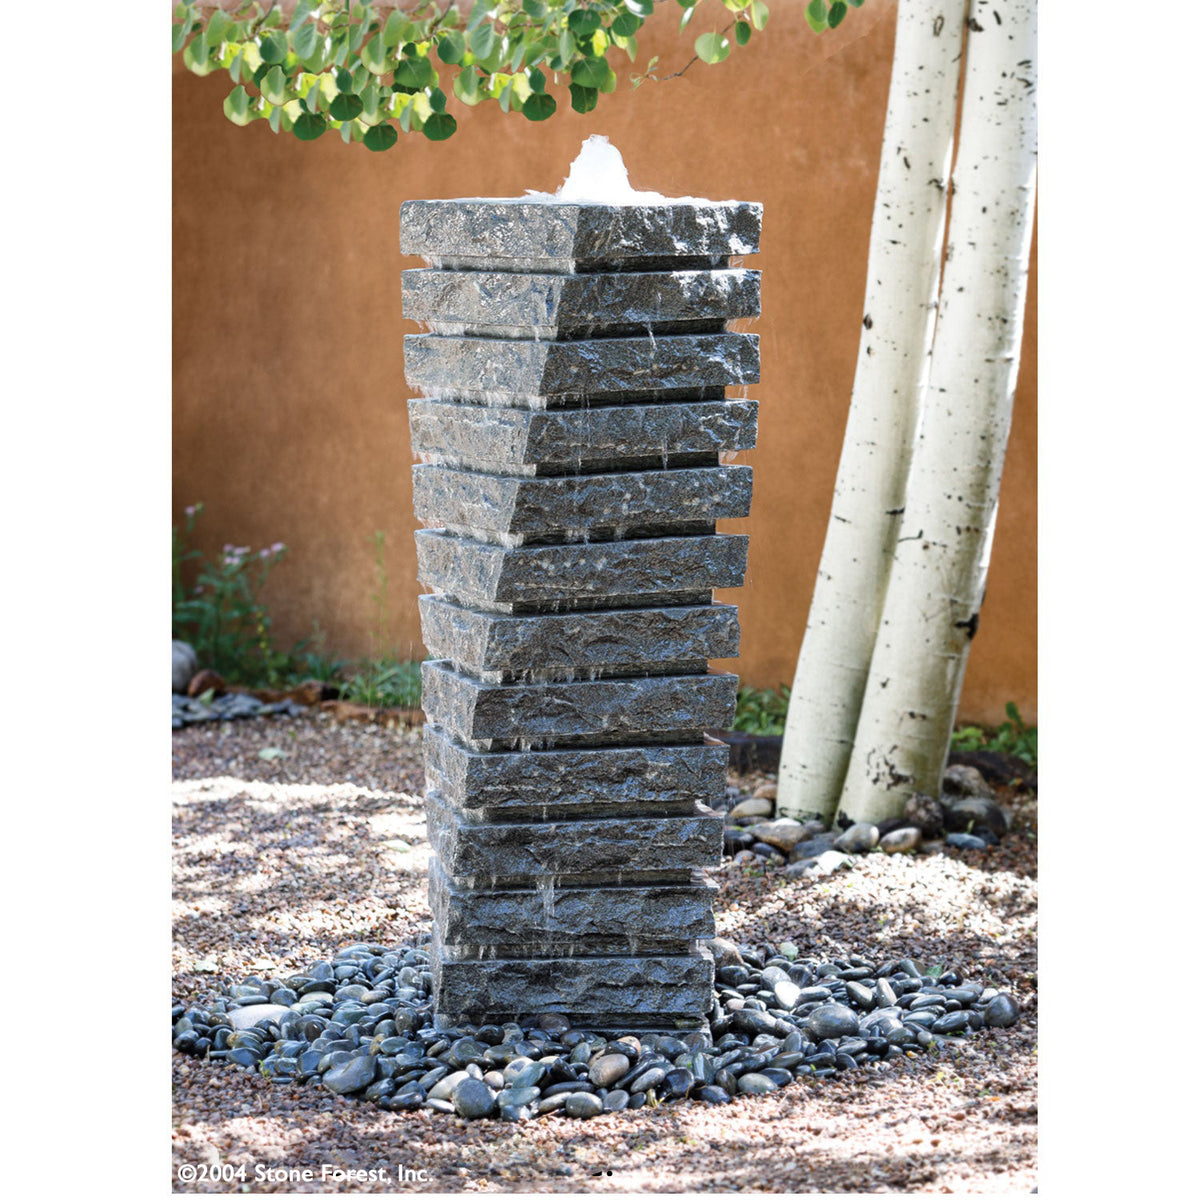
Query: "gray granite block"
400 200 761 266
412 463 752 539
408 397 758 472
402 267 759 337
432 944 716 1020
403 332 758 401
415 530 748 608
426 792 722 881
423 726 728 817
428 861 716 947
421 660 738 748
418 596 739 680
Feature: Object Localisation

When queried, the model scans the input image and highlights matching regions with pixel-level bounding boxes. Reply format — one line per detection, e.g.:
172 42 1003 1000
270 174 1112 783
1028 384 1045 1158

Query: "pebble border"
172 935 1020 1121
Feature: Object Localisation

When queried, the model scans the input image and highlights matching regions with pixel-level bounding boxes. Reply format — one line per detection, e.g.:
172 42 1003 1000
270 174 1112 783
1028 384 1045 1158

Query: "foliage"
732 684 790 736
951 703 1037 770
169 1 872 149
340 657 424 708
291 622 349 681
172 502 297 686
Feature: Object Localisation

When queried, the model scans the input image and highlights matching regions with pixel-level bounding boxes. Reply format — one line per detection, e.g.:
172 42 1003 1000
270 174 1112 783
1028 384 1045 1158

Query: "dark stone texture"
402 267 760 337
404 197 758 1029
943 796 1009 840
432 945 716 1021
426 792 723 881
403 332 759 402
419 597 739 679
421 659 738 748
416 529 748 610
430 863 716 954
413 463 752 538
410 397 757 475
423 726 727 816
399 199 762 266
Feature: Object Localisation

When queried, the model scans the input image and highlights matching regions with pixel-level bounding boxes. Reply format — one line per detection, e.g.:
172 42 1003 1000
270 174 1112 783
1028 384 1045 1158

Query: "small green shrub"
172 502 298 686
951 702 1037 769
732 685 791 737
340 658 423 709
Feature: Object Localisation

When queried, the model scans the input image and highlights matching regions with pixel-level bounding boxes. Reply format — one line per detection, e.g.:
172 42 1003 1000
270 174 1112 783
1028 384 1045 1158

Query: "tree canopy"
174 1 864 149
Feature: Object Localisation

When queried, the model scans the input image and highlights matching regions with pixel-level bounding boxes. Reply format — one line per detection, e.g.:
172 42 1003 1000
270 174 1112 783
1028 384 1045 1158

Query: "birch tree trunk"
777 0 968 823
836 0 1037 826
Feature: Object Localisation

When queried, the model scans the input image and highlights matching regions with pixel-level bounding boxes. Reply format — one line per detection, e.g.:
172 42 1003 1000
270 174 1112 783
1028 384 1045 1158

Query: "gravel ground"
173 712 1037 1194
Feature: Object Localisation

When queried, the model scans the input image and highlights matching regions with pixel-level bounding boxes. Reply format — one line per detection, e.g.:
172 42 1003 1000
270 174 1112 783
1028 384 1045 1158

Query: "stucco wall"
172 2 1036 724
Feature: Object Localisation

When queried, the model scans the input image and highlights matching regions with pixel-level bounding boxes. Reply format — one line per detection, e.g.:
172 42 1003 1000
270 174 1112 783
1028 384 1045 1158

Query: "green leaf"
422 112 457 141
528 66 546 93
571 57 610 87
204 11 231 49
223 85 251 126
335 67 355 93
828 1 847 28
848 0 864 6
750 1 769 30
293 20 319 61
430 87 448 113
735 19 752 45
171 22 189 54
329 93 363 121
469 23 495 58
262 65 287 106
383 10 406 48
182 36 213 75
612 13 642 37
569 83 597 113
259 31 288 64
292 112 326 141
364 122 398 151
522 92 556 121
568 10 601 37
695 32 731 64
625 0 655 15
467 0 490 32
260 65 287 105
290 0 316 32
394 55 435 89
362 32 388 74
523 0 548 16
805 0 828 32
437 31 466 64
453 69 481 104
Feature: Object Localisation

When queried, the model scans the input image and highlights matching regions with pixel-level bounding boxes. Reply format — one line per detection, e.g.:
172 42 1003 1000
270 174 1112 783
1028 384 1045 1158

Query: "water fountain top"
400 137 761 270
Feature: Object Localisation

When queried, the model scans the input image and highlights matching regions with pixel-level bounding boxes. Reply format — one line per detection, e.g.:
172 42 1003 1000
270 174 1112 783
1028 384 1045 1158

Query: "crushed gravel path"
173 712 1037 1193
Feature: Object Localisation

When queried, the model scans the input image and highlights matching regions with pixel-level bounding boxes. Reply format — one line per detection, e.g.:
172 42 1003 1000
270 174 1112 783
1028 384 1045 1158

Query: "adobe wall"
172 2 1036 723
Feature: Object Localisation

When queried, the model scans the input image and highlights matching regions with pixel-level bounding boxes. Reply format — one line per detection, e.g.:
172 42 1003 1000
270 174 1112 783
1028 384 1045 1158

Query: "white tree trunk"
836 0 1037 826
777 0 968 823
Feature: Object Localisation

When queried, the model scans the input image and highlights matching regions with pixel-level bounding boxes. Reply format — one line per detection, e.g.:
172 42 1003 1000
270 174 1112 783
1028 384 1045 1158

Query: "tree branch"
660 19 736 81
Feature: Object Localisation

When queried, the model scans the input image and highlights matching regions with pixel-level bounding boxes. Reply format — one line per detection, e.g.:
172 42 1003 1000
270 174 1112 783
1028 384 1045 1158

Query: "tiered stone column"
400 198 761 1031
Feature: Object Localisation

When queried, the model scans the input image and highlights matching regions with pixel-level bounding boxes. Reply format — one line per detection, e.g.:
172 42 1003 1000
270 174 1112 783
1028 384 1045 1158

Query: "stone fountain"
400 142 761 1032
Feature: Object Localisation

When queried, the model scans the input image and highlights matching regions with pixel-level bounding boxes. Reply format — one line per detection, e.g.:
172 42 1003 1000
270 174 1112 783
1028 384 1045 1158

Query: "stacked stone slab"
400 197 761 1031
